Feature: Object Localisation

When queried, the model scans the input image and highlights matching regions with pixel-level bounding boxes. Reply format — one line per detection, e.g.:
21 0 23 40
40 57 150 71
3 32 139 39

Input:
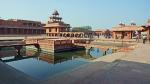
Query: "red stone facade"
44 10 70 37
112 20 150 41
44 10 94 38
25 38 89 53
94 29 112 38
0 19 45 35
112 23 145 39
142 25 150 41
94 29 105 36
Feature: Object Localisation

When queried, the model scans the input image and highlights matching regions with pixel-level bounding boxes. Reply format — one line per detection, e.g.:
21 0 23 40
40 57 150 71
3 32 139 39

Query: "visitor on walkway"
142 34 147 44
135 31 140 42
136 34 140 42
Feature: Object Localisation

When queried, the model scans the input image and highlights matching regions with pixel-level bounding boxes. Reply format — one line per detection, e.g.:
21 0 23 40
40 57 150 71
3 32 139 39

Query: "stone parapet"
25 38 86 53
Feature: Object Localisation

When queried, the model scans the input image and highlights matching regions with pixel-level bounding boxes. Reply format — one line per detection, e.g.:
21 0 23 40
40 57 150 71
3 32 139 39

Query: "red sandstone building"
112 20 150 40
0 19 45 35
94 29 112 38
44 10 70 37
94 29 106 36
44 10 94 38
141 20 150 41
112 23 144 39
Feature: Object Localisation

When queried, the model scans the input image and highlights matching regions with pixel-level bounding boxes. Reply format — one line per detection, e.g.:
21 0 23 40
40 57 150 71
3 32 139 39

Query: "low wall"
25 38 87 53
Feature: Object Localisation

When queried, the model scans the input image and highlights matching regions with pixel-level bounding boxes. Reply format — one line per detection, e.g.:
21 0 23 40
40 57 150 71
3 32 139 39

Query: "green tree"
71 26 92 32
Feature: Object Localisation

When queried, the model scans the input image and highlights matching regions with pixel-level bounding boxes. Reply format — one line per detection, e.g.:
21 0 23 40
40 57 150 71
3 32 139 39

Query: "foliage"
71 26 92 32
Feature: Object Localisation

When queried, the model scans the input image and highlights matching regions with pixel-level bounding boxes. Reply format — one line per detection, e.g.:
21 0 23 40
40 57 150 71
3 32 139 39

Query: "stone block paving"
43 43 150 84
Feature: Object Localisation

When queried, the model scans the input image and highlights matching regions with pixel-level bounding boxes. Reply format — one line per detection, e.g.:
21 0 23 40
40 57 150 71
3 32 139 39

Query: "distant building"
94 29 112 38
0 19 45 35
44 10 94 38
44 10 70 37
141 19 150 41
112 22 144 39
94 29 106 36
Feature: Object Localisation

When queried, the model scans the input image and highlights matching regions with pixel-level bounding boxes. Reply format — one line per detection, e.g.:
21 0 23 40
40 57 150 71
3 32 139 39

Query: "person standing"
142 34 147 44
135 31 139 42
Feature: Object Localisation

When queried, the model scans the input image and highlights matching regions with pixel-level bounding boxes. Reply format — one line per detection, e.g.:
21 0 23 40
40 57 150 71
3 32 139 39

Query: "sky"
0 0 150 30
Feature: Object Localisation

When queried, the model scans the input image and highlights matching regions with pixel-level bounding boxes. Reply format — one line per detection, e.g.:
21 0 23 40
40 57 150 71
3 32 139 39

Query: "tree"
71 26 92 32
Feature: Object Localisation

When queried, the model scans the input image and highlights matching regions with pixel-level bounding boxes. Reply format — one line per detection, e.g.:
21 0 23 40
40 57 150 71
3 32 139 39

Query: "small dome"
52 10 59 15
119 22 125 27
131 20 136 26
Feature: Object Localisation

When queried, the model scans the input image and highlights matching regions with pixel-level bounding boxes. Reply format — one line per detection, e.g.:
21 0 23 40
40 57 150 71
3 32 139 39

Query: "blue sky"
0 0 150 30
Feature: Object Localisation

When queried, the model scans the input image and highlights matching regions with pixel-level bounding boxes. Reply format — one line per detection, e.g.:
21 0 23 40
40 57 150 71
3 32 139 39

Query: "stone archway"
71 34 74 37
66 33 70 37
63 33 66 37
60 33 63 37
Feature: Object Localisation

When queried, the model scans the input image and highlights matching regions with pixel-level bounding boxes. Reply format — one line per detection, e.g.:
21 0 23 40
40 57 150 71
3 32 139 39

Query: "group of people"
135 32 147 44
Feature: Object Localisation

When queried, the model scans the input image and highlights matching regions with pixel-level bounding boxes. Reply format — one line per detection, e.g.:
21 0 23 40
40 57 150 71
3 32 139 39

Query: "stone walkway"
42 43 150 84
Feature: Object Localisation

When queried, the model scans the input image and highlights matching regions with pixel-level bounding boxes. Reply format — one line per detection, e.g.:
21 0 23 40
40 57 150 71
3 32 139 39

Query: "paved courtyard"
43 43 150 84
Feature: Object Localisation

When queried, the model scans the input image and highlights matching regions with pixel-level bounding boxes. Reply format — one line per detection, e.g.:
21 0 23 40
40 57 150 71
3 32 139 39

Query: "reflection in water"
89 48 113 58
90 48 103 58
106 48 113 55
0 47 112 80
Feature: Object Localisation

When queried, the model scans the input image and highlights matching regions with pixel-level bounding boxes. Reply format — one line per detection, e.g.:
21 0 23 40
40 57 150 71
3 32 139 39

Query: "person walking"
135 31 140 42
142 34 147 44
136 34 139 42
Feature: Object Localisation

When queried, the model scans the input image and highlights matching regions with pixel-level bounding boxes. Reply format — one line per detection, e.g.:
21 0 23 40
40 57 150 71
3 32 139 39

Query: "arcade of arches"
46 32 94 38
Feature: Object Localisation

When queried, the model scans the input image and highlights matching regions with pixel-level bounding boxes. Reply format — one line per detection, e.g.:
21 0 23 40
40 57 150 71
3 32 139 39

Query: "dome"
52 10 59 15
130 20 136 26
118 22 125 27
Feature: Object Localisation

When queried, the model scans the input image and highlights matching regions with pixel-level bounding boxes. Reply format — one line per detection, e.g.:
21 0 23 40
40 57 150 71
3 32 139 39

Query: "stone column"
113 32 116 39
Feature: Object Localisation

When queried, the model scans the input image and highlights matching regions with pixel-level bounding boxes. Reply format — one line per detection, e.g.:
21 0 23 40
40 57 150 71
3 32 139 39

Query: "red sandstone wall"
25 38 89 52
0 19 45 35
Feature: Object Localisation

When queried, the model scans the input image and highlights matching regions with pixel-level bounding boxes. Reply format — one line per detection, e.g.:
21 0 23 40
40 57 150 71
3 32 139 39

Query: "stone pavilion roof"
112 25 144 31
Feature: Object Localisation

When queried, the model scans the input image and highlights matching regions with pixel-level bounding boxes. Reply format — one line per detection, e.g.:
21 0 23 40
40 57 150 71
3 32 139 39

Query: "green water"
0 47 112 80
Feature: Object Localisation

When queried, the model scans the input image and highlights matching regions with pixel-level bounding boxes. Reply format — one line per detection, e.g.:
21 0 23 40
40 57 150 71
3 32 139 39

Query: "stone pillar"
130 32 132 39
34 44 41 52
23 29 25 34
146 29 150 42
113 32 116 39
16 28 19 34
